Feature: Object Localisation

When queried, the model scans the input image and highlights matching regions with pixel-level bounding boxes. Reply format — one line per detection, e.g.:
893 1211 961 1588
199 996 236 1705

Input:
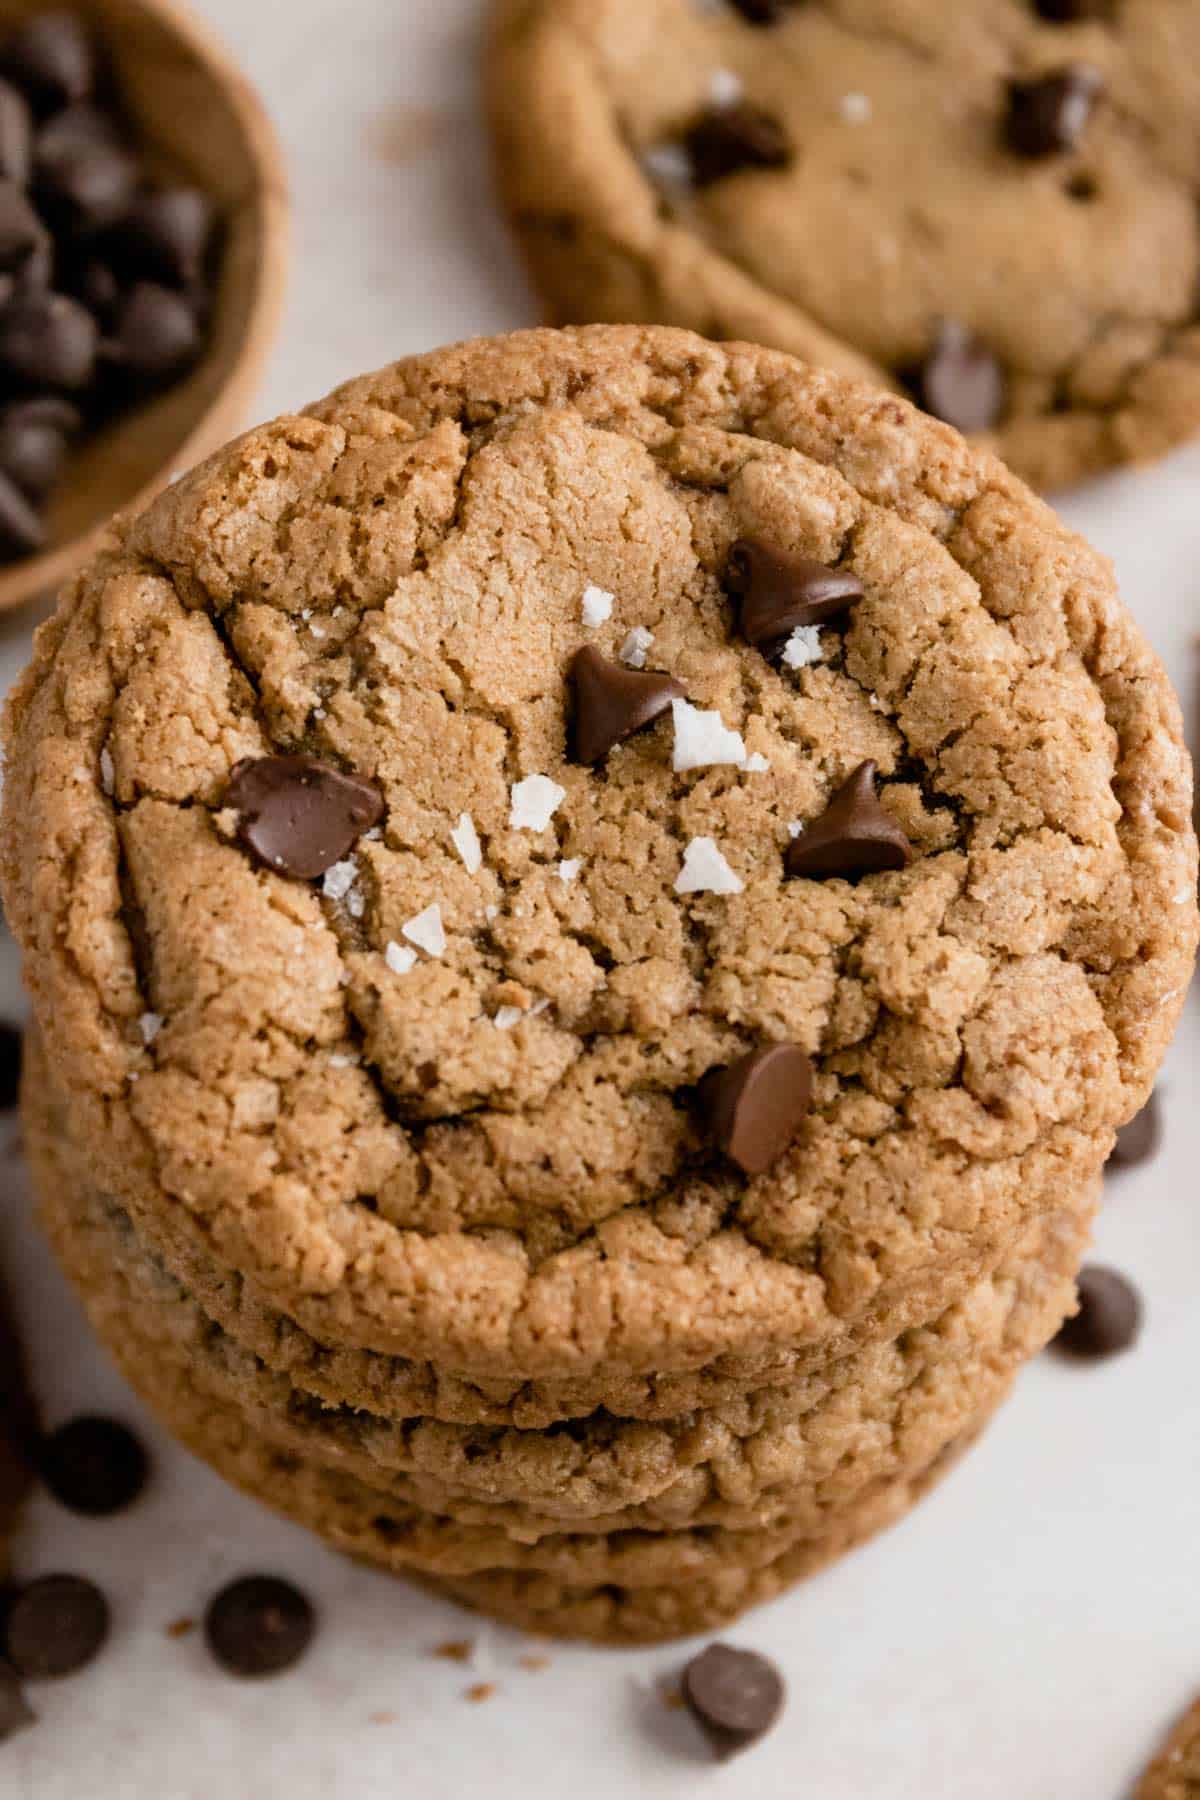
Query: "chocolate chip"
204 1576 314 1678
111 186 216 289
38 1416 149 1516
684 102 791 187
0 179 46 273
914 321 1006 435
1006 65 1103 158
0 12 95 115
1034 0 1114 19
703 1044 813 1177
726 540 863 653
1054 1266 1142 1359
0 396 80 498
226 755 385 881
1108 1092 1162 1170
0 1661 34 1741
0 81 32 185
0 468 45 558
4 1575 109 1679
0 1024 22 1110
35 101 121 162
0 290 98 390
110 281 201 379
682 1643 786 1759
786 761 911 880
35 140 138 235
728 0 795 20
569 645 685 764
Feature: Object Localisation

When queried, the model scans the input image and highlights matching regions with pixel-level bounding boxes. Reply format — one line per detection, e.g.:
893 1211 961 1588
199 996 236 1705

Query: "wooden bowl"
0 0 288 613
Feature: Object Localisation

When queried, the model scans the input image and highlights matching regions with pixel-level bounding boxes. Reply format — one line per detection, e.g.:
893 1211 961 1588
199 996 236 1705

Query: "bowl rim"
0 0 290 614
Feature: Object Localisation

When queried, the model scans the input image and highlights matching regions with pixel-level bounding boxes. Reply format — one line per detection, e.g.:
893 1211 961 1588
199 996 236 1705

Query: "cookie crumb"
369 1710 396 1725
433 1639 475 1663
519 1653 550 1672
165 1617 195 1640
465 1682 497 1704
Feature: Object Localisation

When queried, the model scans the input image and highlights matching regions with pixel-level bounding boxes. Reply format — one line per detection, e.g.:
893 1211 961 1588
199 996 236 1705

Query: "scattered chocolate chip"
0 1661 33 1741
0 1024 22 1110
684 102 791 187
0 81 32 186
0 290 97 390
35 140 138 235
0 179 46 272
226 755 385 881
0 468 45 558
682 1643 786 1759
111 186 215 288
0 396 80 498
204 1576 314 1678
0 12 95 115
703 1044 813 1177
110 281 202 380
1006 65 1103 158
1055 1266 1142 1359
569 645 685 764
1108 1092 1162 1170
914 320 1006 435
786 761 912 880
1034 0 1114 19
35 101 121 162
726 540 863 653
38 1416 149 1516
4 1575 109 1679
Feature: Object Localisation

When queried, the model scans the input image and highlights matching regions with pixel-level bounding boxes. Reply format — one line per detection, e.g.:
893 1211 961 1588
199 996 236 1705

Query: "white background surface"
0 3 1197 1796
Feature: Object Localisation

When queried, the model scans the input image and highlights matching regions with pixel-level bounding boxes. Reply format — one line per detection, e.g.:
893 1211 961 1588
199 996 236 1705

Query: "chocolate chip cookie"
488 0 1200 489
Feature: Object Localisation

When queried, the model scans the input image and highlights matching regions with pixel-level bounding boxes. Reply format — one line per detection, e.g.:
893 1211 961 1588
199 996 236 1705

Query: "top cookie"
488 0 1200 491
2 325 1194 1386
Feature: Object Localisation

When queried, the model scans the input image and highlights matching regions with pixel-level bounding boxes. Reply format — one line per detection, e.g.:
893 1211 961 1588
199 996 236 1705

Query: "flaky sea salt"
788 820 804 840
671 698 747 772
741 751 770 773
675 837 743 896
840 92 872 125
510 774 566 833
99 746 115 795
619 627 654 670
402 904 446 958
581 585 614 628
781 626 823 670
138 1012 163 1045
493 1006 524 1032
451 813 483 874
710 67 743 108
558 859 582 885
329 1052 358 1069
641 142 693 189
322 860 358 902
385 940 419 976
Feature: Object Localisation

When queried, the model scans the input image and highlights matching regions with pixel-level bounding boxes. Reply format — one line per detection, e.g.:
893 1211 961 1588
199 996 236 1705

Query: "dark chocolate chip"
38 1416 149 1516
0 1023 22 1109
65 254 119 325
0 467 46 559
1108 1091 1162 1170
35 140 138 235
4 1575 109 1679
0 179 46 272
0 12 95 115
569 645 685 765
1034 0 1114 19
684 102 791 187
726 539 863 653
110 280 201 379
35 101 121 162
703 1043 813 1177
0 1661 34 1741
915 320 1006 435
111 186 215 289
226 755 385 881
0 396 79 498
1006 65 1103 158
682 1643 786 1759
0 290 98 390
786 761 911 880
0 80 32 186
204 1576 314 1678
1054 1266 1142 1359
728 0 795 20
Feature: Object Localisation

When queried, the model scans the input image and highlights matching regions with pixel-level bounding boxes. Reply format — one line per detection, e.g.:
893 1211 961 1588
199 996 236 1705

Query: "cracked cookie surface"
2 325 1194 1388
488 0 1200 489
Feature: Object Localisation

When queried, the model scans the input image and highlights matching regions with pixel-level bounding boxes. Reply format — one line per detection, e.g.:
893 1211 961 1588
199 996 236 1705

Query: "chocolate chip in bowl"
0 0 286 612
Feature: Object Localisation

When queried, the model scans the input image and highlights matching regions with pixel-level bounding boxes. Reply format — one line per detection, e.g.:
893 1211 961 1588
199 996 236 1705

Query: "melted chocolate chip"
726 540 863 652
0 12 95 116
1006 65 1103 158
0 290 97 390
703 1044 813 1177
204 1576 314 1678
39 1416 149 1517
914 321 1006 435
226 755 385 881
1108 1092 1163 1170
4 1575 109 1679
1054 1266 1142 1359
684 102 791 187
569 645 685 764
682 1643 786 1759
786 761 911 880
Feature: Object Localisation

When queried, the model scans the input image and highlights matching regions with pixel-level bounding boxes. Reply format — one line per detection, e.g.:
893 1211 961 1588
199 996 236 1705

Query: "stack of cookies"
4 327 1195 1643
